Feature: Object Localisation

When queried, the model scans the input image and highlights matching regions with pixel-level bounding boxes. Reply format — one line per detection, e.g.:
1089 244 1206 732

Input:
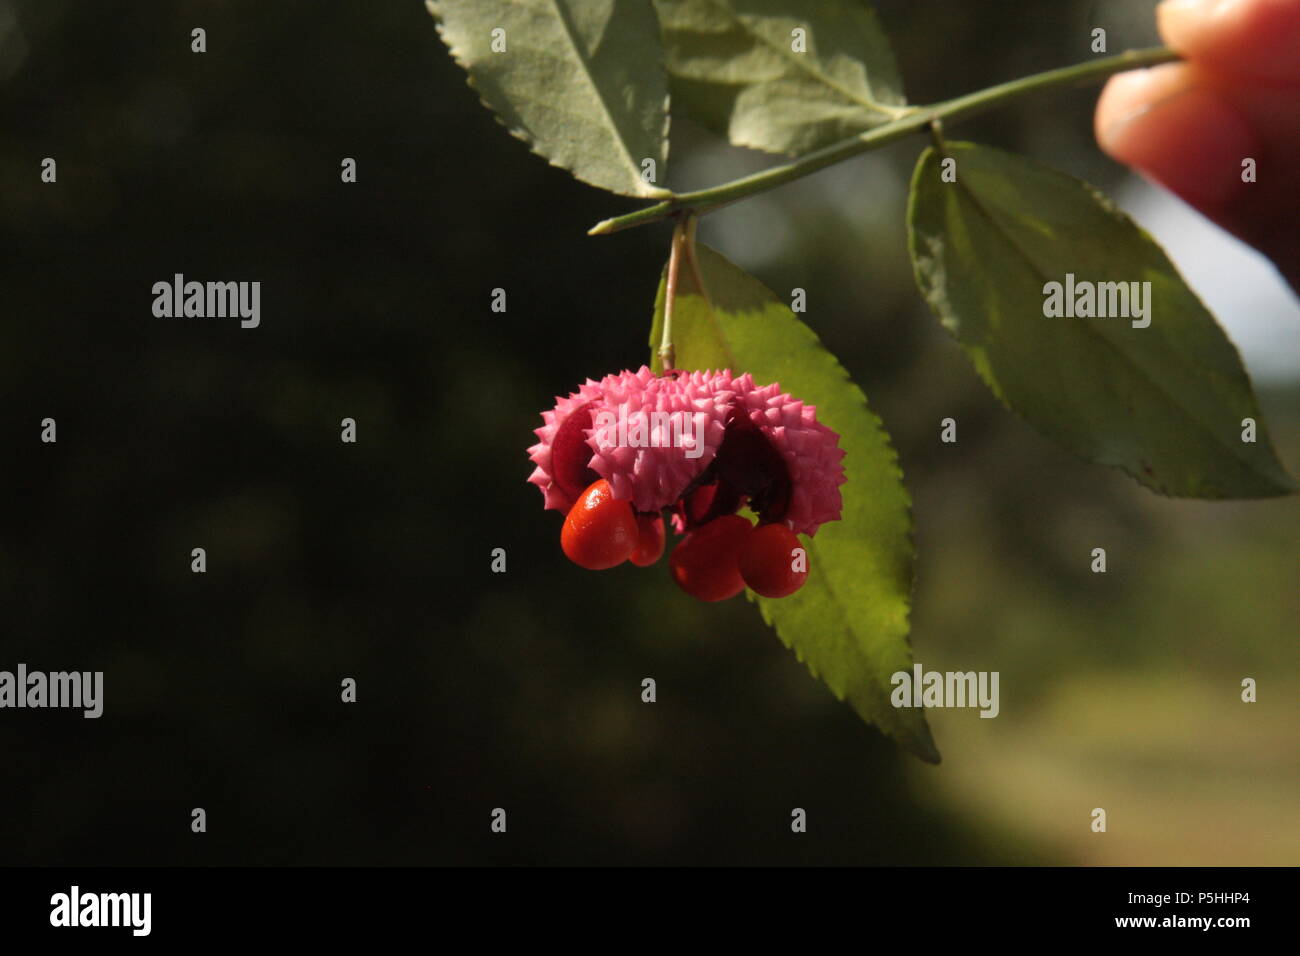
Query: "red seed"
669 514 752 602
561 479 638 570
629 514 666 567
739 523 808 598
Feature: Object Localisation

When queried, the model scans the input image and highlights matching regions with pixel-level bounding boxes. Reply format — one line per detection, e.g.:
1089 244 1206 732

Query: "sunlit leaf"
650 243 938 762
908 141 1294 499
653 0 906 156
429 0 671 197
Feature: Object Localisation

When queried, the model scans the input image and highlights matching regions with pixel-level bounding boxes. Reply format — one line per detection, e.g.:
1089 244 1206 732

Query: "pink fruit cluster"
527 367 846 600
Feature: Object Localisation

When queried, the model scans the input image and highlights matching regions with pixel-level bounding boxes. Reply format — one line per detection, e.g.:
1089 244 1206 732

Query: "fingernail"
1098 73 1257 207
1157 0 1227 16
1096 65 1186 150
1157 0 1227 43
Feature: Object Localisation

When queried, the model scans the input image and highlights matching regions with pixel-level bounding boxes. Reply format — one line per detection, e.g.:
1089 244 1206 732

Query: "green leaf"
908 141 1294 499
652 0 906 156
651 243 938 763
428 0 671 197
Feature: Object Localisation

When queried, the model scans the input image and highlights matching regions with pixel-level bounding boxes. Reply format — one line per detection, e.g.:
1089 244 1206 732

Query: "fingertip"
1094 63 1191 156
1157 0 1300 80
1096 68 1258 208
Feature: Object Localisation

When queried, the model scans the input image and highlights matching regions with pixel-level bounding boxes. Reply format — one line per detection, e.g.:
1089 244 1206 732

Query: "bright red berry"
739 522 808 598
629 513 665 567
561 479 638 570
669 514 752 602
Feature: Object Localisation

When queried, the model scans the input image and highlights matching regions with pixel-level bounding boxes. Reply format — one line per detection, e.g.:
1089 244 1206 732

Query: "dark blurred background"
1 0 1296 865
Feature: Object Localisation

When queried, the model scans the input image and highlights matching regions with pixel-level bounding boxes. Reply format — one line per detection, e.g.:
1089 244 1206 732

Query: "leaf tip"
894 716 941 764
1264 473 1298 497
912 738 942 765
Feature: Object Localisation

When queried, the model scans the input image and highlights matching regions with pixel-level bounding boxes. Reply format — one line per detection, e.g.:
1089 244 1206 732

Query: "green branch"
658 215 692 372
589 46 1179 236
